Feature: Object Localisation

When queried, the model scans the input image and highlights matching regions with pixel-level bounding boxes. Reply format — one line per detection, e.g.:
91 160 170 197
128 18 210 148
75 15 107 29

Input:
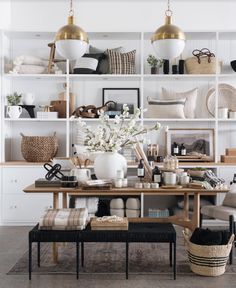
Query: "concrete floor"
0 226 235 288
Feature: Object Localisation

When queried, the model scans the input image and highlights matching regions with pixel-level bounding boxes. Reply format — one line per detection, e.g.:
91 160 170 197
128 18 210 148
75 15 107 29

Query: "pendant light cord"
166 0 172 16
69 0 74 16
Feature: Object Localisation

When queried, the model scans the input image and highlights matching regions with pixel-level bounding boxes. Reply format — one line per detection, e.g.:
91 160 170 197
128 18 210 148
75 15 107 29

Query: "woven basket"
20 132 58 162
185 57 220 74
183 231 234 276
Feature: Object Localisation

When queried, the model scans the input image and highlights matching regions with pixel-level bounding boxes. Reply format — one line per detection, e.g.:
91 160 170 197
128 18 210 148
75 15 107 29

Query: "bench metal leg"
81 242 84 267
169 242 172 267
37 242 40 267
126 242 129 280
29 240 32 280
173 241 176 280
229 215 234 265
76 242 79 279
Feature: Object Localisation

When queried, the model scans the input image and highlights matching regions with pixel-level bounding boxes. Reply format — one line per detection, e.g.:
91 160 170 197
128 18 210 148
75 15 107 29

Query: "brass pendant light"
55 0 89 60
151 0 185 60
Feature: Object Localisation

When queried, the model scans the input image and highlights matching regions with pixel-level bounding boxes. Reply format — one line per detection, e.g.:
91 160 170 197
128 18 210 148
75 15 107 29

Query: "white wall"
8 0 236 32
0 0 11 29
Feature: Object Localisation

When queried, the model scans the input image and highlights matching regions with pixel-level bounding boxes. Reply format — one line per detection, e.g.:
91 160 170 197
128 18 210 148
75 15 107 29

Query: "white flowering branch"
77 104 161 152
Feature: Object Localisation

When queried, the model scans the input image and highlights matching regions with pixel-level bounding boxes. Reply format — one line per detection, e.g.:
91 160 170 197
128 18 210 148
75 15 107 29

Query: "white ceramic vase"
94 152 127 180
7 105 22 119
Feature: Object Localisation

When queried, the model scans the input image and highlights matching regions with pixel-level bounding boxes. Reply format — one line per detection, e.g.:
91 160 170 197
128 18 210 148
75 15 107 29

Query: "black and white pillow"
73 53 105 74
107 49 136 74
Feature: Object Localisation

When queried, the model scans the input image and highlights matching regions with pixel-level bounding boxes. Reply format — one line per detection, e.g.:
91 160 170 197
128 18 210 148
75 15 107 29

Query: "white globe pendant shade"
56 39 88 61
152 38 185 60
151 12 185 60
55 15 89 61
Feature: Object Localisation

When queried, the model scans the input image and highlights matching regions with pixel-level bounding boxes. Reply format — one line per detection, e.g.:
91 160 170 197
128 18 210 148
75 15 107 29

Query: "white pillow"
161 87 198 118
74 57 98 71
147 97 186 118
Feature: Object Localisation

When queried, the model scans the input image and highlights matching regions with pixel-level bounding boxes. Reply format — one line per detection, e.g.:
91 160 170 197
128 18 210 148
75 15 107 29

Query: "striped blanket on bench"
39 208 88 230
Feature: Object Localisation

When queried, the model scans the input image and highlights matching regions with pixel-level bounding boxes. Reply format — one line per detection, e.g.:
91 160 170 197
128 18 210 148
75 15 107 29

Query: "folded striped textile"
39 208 88 230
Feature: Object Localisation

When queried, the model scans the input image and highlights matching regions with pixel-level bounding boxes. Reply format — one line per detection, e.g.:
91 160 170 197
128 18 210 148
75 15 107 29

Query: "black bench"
28 224 80 280
29 222 176 280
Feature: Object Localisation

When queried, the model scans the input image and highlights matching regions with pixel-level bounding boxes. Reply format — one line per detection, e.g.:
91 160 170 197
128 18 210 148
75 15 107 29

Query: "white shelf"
143 74 216 81
143 118 215 122
3 74 67 80
69 74 142 81
4 118 67 122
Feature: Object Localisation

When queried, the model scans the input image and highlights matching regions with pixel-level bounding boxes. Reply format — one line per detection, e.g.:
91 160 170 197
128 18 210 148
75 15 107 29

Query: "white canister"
122 178 128 187
114 178 123 188
143 182 151 189
179 175 191 185
151 182 159 189
22 92 35 105
135 182 143 189
218 107 228 119
229 111 236 119
163 172 177 185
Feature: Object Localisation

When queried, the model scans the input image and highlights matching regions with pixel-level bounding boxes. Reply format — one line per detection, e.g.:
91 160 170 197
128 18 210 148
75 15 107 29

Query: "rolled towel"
126 198 141 210
75 197 87 209
110 198 125 209
126 209 140 218
11 64 46 74
13 55 49 67
87 197 99 213
110 208 125 218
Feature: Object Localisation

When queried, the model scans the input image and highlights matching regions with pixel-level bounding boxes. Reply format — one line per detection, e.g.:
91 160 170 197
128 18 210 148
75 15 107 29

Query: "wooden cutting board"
91 217 129 230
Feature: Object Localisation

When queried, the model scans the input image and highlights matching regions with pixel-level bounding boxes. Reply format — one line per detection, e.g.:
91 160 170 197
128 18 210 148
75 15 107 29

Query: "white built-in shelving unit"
1 30 236 224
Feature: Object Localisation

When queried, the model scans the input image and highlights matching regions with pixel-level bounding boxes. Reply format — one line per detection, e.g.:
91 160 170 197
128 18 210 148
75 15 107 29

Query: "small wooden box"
90 217 129 230
221 155 236 163
50 100 66 118
226 148 236 156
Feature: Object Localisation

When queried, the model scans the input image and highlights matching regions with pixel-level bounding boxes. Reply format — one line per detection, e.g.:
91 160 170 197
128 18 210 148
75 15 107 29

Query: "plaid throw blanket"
39 208 88 230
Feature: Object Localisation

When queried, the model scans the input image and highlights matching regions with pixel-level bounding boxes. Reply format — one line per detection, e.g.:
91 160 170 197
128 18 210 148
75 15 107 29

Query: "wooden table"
23 184 228 231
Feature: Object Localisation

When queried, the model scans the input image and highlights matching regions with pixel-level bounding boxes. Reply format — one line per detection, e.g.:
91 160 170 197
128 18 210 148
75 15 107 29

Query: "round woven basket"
206 83 236 117
20 132 58 162
183 231 234 277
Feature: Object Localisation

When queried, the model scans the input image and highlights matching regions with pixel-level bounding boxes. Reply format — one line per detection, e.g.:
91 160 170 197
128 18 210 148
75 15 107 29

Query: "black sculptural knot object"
230 60 236 72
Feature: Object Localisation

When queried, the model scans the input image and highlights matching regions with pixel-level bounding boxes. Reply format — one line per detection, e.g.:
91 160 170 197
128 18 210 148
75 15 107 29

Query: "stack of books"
148 208 169 218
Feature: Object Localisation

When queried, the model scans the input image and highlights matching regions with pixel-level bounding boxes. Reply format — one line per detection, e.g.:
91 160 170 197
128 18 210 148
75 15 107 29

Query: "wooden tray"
91 217 128 230
161 185 183 189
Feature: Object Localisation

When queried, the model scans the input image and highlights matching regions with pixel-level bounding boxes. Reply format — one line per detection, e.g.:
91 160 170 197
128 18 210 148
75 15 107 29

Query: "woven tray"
206 83 236 117
91 217 128 230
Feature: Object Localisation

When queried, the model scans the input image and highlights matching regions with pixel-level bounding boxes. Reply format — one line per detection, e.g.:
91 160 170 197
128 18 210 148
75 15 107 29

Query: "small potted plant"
147 55 163 74
6 92 23 119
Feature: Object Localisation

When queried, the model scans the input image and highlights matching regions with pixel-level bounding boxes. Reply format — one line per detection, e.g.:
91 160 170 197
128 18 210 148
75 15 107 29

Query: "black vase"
179 59 185 74
163 60 169 74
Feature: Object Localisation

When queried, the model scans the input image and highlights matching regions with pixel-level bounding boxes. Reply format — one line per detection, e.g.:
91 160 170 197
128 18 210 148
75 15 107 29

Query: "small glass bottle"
180 143 186 156
137 159 145 181
172 142 179 156
152 166 162 185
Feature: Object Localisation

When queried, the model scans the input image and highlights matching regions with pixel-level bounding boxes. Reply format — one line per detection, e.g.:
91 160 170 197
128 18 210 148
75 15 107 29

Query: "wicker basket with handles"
20 132 58 162
183 231 234 276
185 48 221 74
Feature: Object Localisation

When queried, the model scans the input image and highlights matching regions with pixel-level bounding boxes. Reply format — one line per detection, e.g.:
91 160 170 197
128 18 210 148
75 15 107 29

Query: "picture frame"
166 128 215 161
102 88 140 118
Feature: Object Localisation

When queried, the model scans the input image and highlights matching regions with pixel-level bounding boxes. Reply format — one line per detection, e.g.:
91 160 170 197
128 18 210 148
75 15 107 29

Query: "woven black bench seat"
28 224 80 280
28 222 176 280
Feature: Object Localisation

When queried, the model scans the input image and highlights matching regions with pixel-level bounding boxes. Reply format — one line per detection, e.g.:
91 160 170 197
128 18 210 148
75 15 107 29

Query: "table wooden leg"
183 193 190 242
192 192 200 230
62 193 67 208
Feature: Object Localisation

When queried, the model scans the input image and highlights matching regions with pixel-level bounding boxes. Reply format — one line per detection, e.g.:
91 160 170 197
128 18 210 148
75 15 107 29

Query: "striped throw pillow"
107 49 136 74
147 97 186 118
